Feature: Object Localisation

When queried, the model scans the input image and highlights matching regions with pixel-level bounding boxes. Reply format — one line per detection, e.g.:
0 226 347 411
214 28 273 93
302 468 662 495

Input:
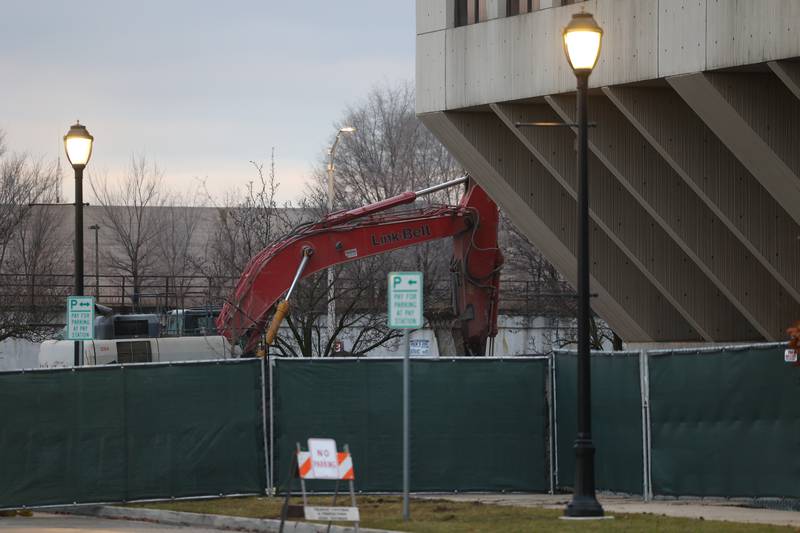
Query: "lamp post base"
564 494 604 518
564 437 604 517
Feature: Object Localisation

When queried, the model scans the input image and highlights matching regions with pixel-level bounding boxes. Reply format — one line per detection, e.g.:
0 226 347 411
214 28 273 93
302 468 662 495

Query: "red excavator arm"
216 177 503 355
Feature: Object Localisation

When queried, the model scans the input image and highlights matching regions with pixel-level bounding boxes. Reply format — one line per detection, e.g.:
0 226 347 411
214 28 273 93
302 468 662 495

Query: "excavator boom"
216 178 502 355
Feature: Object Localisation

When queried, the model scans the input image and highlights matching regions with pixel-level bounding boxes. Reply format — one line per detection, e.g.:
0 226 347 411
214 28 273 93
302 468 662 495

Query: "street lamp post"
562 11 604 518
64 122 94 367
89 224 100 300
326 126 355 353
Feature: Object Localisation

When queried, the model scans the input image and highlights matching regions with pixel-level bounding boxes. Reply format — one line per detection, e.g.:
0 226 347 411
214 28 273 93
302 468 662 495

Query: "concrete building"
416 0 800 345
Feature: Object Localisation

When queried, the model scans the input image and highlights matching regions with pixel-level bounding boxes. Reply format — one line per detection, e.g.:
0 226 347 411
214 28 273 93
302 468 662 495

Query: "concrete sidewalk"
416 493 800 528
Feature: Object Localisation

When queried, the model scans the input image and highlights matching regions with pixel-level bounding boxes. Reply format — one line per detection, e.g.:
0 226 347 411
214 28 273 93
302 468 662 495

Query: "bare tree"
499 213 573 316
500 214 617 351
0 157 56 266
0 132 67 340
319 82 462 207
13 203 69 294
300 82 468 356
89 155 165 309
197 149 286 297
157 192 202 309
198 141 405 357
270 200 403 358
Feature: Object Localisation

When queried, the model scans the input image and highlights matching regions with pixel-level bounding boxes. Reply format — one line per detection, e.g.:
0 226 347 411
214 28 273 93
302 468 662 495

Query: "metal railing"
0 273 238 315
0 273 576 318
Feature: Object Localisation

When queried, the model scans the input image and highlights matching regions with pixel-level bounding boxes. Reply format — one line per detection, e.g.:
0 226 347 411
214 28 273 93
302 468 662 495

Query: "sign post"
66 296 94 365
388 272 422 522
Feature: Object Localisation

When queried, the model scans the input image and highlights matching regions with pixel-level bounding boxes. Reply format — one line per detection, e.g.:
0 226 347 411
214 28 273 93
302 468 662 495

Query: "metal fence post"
269 356 275 495
402 331 411 521
547 352 556 494
551 351 560 490
638 349 652 501
260 357 271 496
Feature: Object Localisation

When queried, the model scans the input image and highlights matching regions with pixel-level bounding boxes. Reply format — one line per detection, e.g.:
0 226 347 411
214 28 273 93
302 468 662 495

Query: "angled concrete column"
768 60 800 101
706 71 800 185
547 91 798 341
496 102 760 342
420 110 703 343
667 72 800 227
605 85 800 309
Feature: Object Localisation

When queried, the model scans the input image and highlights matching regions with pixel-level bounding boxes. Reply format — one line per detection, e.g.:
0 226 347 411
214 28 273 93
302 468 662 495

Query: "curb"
67 505 403 533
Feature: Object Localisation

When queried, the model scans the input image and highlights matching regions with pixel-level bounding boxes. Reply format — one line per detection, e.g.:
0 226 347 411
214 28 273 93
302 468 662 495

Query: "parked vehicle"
39 307 236 368
164 308 220 337
39 335 237 368
95 313 161 339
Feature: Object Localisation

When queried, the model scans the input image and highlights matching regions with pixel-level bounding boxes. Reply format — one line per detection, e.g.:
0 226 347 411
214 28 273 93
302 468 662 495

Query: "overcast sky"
1 1 415 203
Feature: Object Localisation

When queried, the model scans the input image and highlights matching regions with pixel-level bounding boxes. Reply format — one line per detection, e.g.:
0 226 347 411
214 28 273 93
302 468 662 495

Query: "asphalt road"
0 513 223 533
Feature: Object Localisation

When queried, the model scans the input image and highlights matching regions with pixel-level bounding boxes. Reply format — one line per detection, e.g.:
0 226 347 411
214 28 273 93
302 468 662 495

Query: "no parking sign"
307 438 339 479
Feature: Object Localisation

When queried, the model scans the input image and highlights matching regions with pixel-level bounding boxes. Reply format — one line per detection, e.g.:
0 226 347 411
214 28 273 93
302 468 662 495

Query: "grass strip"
132 495 796 532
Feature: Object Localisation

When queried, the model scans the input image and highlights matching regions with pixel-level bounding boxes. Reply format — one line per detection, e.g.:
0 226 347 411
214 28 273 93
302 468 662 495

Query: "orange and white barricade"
279 439 359 532
297 450 355 480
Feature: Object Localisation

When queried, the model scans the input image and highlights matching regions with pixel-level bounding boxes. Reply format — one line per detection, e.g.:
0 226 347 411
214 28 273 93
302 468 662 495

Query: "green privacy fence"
554 352 645 495
3 345 798 509
271 358 551 493
554 343 799 500
0 359 266 509
648 345 800 499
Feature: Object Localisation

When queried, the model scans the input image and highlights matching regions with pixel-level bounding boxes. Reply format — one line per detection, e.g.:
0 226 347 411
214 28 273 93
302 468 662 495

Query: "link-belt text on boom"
370 224 432 247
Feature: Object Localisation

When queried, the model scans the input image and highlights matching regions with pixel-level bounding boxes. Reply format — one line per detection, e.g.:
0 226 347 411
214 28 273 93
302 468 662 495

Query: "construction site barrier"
0 359 266 509
270 357 551 493
2 343 797 510
553 351 645 495
554 343 798 502
648 344 799 499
